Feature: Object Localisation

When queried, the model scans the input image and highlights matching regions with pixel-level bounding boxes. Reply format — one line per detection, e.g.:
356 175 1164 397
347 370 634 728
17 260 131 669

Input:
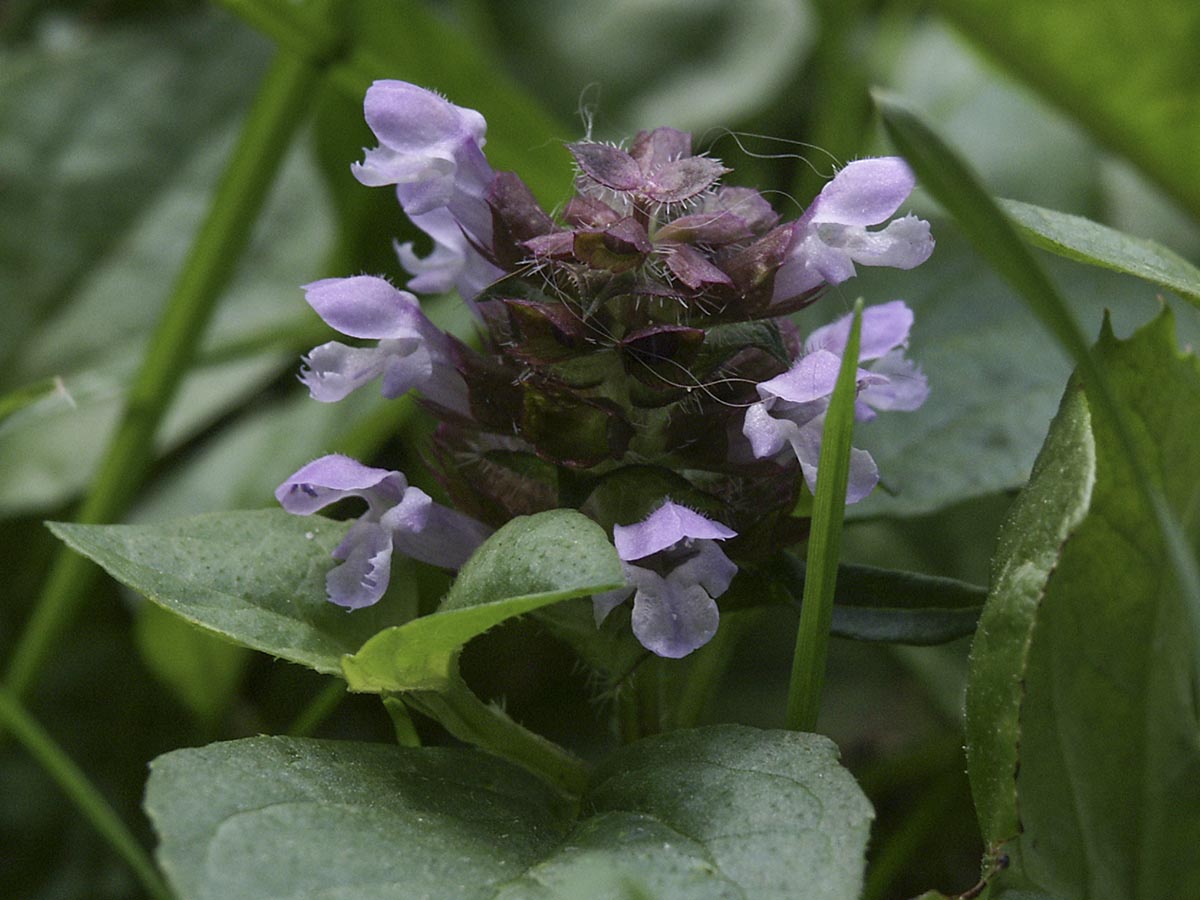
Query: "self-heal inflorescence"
278 80 933 656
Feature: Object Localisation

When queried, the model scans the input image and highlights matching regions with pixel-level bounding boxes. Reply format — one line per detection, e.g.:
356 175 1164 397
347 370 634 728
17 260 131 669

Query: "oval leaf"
967 311 1200 899
1001 198 1200 307
48 510 408 675
145 725 872 900
342 509 622 693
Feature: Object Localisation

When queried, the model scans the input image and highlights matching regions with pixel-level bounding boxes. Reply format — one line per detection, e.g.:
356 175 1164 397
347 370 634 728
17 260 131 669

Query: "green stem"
785 300 863 731
4 49 324 704
617 679 642 745
862 773 963 900
406 675 590 796
0 687 174 900
382 695 422 747
793 0 872 203
286 680 347 737
669 610 752 730
635 657 663 738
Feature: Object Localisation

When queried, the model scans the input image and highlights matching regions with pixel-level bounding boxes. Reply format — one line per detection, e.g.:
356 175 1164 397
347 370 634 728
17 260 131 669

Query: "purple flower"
299 275 467 414
276 454 492 609
773 158 934 302
351 81 502 299
593 501 737 658
741 300 928 503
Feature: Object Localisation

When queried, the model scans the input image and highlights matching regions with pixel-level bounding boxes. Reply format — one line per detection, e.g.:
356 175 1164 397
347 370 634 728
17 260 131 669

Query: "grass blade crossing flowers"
786 299 864 732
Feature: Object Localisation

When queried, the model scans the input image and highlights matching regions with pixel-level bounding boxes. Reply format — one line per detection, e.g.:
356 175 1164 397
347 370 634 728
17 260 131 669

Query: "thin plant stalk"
0 687 174 900
286 680 347 738
4 49 325 705
785 300 864 731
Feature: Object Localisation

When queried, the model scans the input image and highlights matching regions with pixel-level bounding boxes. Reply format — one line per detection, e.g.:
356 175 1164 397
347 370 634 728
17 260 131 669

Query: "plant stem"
635 657 663 737
286 680 347 737
669 611 752 730
407 675 590 796
785 300 863 731
792 0 872 203
862 773 963 900
3 48 324 707
0 687 174 900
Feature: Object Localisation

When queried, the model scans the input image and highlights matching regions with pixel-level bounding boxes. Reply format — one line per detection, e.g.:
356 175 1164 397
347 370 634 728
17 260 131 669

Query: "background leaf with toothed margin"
966 310 1200 899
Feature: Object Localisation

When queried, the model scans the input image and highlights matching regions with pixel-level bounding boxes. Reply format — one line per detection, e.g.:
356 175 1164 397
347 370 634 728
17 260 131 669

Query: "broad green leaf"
145 735 572 900
930 0 1200 219
146 725 872 900
1000 199 1200 307
48 510 412 675
966 311 1200 900
0 11 334 517
342 510 622 693
876 92 1200 683
965 380 1096 849
0 13 269 374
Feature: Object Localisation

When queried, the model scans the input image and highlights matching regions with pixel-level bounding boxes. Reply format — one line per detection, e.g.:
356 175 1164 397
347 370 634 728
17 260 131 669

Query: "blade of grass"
285 679 346 738
0 687 174 900
4 47 328 705
874 90 1200 695
786 299 864 731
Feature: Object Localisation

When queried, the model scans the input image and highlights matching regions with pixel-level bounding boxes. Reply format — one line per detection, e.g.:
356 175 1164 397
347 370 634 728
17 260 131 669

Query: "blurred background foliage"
2 0 1198 897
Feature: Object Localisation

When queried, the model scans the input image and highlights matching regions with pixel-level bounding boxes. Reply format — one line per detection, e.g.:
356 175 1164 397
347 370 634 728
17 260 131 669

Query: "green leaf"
771 557 985 646
964 378 1096 846
0 11 335 517
145 735 573 900
876 91 1200 690
1000 198 1200 307
0 13 270 373
146 725 872 900
966 311 1200 899
49 510 411 675
342 509 622 693
930 0 1200 219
